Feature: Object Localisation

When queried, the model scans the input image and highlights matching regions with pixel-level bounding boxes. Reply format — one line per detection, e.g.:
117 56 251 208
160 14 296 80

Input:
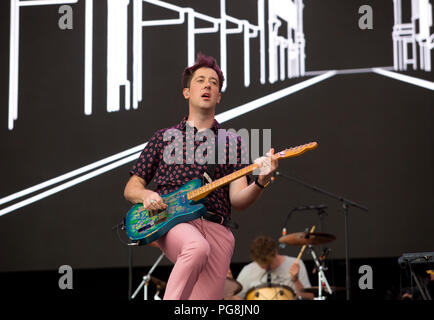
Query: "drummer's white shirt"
235 256 311 298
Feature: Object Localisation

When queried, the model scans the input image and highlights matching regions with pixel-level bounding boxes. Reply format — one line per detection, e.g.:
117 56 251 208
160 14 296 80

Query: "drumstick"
295 225 316 263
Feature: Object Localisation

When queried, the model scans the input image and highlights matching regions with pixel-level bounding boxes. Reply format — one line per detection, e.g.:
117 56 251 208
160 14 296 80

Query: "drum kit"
246 283 295 300
278 229 341 300
223 229 343 301
140 229 343 300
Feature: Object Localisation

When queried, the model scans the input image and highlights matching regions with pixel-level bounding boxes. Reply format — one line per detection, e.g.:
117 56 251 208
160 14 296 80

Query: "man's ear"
216 92 222 104
183 88 190 99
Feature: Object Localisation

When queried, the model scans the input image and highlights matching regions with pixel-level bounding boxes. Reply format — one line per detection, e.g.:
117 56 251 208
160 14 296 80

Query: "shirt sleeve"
235 266 251 299
129 130 163 185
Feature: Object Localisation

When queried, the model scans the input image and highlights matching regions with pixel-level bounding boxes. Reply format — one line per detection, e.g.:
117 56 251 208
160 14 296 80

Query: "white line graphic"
0 153 141 217
7 1 433 130
372 67 434 90
268 0 305 83
8 0 304 127
4 1 432 215
107 0 130 112
215 71 336 123
305 66 394 76
0 143 147 206
7 0 95 129
132 0 268 101
393 0 434 71
0 72 334 217
84 0 93 115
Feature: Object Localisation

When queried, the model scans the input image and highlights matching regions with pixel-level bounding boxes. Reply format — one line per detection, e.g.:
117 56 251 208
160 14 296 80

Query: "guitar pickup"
154 216 168 225
137 223 153 233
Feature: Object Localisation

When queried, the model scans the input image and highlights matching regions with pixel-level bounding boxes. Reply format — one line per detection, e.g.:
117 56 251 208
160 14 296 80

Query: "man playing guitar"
124 53 278 300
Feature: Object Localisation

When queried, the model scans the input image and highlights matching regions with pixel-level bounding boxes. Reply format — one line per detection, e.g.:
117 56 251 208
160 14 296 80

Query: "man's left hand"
254 148 279 186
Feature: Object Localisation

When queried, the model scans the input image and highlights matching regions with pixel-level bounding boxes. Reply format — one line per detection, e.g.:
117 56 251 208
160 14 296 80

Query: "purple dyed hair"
182 53 225 92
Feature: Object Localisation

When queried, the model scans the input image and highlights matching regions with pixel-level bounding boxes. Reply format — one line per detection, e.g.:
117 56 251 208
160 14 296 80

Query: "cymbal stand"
131 252 165 300
154 288 163 300
308 245 332 300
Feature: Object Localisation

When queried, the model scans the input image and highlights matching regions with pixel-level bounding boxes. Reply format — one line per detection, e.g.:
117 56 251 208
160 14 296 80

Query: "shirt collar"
177 116 221 134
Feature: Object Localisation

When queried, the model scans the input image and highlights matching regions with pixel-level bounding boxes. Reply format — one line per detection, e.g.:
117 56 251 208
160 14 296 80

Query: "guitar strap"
203 129 227 184
202 130 239 230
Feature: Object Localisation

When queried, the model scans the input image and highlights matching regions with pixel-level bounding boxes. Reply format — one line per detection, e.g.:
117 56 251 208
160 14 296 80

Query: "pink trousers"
156 218 235 300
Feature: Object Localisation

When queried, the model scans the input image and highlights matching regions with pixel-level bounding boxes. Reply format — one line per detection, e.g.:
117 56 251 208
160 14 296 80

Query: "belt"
201 212 238 229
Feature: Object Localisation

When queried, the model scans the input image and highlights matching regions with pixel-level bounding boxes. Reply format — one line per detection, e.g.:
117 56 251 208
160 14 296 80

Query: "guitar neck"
186 142 318 202
187 163 259 201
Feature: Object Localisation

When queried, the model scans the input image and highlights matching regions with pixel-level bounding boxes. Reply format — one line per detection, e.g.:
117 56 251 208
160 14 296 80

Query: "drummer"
233 235 314 300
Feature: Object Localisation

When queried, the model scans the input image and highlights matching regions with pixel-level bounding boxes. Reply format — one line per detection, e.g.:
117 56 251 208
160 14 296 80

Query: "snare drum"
246 283 296 300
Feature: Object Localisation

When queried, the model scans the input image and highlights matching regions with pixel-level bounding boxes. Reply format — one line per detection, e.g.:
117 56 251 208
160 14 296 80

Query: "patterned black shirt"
130 117 249 218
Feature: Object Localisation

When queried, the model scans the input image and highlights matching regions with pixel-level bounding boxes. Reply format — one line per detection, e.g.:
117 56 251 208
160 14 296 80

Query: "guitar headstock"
276 142 318 159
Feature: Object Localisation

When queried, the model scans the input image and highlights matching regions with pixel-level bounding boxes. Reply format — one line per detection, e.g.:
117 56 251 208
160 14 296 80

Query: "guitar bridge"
148 209 165 217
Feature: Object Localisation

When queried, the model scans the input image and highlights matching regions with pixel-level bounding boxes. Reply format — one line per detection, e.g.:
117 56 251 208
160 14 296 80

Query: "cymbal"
279 232 336 246
301 286 345 294
150 276 167 290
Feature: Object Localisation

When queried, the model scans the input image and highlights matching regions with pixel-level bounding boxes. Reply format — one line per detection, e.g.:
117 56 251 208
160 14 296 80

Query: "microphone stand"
316 207 327 233
275 171 368 300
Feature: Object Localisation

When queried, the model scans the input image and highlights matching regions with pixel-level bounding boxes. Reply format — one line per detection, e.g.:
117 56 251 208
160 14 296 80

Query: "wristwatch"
254 176 270 189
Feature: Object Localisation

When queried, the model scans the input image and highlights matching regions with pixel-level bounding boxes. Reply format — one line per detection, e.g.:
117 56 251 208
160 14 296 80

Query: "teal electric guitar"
125 142 318 245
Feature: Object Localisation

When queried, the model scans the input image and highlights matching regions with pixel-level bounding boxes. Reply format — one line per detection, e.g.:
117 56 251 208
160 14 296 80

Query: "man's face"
183 67 221 111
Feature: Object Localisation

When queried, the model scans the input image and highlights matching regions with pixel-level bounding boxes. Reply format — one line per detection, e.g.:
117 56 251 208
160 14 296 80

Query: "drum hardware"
151 276 167 290
278 204 328 249
151 276 167 300
274 171 368 300
131 252 165 300
312 247 332 274
278 226 336 300
294 226 315 261
308 244 333 300
302 286 345 294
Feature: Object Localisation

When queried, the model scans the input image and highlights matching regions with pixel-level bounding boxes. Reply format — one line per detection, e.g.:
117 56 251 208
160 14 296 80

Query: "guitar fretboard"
186 142 317 202
187 163 259 201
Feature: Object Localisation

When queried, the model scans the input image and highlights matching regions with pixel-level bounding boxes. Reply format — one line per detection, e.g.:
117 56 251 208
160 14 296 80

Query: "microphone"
294 204 327 211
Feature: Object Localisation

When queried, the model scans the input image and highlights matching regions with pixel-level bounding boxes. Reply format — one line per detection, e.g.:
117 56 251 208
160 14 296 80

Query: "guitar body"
125 179 206 245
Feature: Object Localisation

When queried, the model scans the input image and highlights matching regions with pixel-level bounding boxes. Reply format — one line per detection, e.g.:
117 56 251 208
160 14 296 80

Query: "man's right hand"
124 175 168 213
142 190 168 213
289 261 300 282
